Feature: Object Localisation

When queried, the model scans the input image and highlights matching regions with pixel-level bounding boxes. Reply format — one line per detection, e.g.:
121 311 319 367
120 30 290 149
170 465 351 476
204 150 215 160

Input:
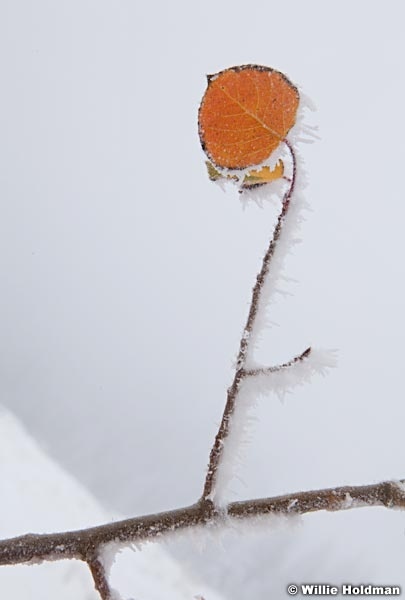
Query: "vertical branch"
202 141 297 502
88 555 115 600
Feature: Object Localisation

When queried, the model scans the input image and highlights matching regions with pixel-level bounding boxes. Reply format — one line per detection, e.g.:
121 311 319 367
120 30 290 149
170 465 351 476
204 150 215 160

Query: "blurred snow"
2 407 405 599
0 409 224 599
1 0 405 598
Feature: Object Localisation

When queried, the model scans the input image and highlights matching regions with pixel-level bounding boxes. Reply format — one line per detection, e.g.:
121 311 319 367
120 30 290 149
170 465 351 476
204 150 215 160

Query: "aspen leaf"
199 65 299 170
205 159 284 190
205 161 224 181
242 161 284 188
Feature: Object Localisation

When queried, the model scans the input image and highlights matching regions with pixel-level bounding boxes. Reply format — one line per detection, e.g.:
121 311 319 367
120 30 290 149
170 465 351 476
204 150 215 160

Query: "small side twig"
242 346 311 378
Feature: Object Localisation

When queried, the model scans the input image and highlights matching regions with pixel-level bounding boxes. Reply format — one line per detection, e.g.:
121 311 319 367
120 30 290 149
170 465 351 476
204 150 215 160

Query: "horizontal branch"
1 479 405 568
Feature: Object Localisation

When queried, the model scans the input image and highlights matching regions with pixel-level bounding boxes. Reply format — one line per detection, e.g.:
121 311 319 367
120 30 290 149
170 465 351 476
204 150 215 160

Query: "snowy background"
1 0 405 598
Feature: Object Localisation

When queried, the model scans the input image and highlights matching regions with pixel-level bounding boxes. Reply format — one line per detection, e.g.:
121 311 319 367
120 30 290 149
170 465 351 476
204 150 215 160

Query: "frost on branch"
212 349 337 507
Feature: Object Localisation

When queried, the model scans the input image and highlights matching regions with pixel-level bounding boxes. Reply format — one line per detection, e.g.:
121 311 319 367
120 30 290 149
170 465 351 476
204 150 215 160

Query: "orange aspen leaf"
199 65 299 170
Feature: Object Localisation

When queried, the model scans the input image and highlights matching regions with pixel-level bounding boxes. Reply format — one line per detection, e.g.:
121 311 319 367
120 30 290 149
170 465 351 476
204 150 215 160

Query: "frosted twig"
242 346 311 378
202 140 303 502
2 480 405 569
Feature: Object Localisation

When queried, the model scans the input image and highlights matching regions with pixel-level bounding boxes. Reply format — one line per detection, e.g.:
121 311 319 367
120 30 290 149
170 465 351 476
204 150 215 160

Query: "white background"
1 1 405 598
